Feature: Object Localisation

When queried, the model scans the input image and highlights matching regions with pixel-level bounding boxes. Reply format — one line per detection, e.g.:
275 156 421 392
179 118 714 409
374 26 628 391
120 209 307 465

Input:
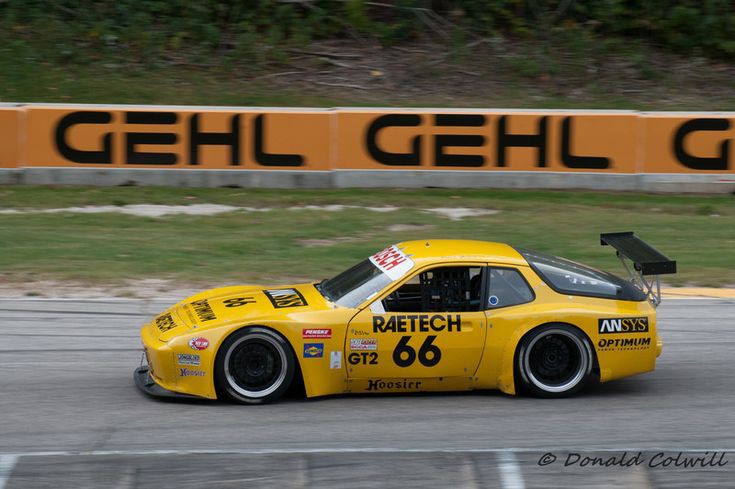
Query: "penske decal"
598 317 649 334
373 314 462 333
369 245 414 281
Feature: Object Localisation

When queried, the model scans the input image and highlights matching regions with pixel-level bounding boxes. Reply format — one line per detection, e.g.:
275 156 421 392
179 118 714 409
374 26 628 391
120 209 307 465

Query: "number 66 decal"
393 335 441 367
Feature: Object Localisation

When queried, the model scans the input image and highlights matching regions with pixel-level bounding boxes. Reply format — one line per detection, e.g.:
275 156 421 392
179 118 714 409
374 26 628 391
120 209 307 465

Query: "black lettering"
673 118 730 171
561 117 610 169
497 115 547 167
254 114 304 166
366 114 422 166
373 316 386 333
55 111 112 164
397 315 407 333
430 314 444 331
434 114 485 167
447 314 461 332
385 316 397 333
189 113 240 166
125 112 178 165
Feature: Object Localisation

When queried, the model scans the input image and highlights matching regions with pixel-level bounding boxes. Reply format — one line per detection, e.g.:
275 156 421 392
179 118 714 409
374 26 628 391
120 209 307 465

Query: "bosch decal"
303 328 332 339
598 317 649 334
177 353 201 366
264 288 308 308
189 337 210 350
369 245 414 280
303 343 324 358
373 314 462 333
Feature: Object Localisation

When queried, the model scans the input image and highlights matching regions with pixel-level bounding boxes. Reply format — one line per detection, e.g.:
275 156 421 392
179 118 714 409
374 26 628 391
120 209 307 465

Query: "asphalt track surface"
1 298 733 488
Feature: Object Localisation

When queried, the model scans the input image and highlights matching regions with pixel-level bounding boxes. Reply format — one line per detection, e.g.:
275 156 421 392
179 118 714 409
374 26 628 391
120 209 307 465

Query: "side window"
381 266 483 313
486 267 534 309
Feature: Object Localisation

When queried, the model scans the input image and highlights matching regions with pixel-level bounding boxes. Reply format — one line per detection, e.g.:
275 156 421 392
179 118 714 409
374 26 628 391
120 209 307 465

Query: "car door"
346 264 488 380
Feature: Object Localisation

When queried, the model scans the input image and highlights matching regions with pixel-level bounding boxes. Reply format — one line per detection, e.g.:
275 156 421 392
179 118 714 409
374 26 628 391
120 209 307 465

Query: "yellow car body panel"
138 239 662 400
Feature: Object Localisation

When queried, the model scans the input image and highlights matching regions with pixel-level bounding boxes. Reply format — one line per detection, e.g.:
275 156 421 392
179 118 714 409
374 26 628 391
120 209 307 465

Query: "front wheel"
516 324 595 398
215 327 295 404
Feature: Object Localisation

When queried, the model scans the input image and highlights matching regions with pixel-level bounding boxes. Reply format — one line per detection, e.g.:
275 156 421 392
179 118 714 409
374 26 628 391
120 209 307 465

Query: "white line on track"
497 451 526 489
1 447 733 457
0 455 19 489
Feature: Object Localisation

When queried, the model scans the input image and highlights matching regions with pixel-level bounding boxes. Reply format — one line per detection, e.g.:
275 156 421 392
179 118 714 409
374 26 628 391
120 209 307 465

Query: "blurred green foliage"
1 0 733 66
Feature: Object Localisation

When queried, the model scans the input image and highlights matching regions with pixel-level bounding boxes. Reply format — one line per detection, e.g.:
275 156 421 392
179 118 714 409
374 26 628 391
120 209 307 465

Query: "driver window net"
420 267 474 312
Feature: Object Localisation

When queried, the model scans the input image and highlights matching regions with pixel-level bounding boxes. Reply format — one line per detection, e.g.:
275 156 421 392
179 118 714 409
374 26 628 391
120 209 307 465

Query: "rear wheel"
516 324 594 398
215 327 295 404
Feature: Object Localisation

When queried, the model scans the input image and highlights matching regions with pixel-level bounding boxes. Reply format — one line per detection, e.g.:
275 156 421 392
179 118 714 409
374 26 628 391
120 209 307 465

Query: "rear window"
517 248 646 301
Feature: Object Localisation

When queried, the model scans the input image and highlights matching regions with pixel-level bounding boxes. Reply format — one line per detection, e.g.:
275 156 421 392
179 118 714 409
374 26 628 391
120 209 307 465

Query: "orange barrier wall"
642 113 734 173
0 105 733 175
24 106 331 169
0 107 20 169
336 109 639 172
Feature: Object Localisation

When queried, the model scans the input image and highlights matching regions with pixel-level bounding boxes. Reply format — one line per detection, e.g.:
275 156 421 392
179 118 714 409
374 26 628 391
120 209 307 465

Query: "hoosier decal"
190 299 217 322
366 379 422 391
264 288 308 308
598 317 649 334
373 314 462 333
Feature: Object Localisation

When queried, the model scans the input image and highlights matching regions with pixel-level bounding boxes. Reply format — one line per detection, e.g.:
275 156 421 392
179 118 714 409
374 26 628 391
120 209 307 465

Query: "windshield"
319 259 394 308
517 248 646 301
319 245 415 308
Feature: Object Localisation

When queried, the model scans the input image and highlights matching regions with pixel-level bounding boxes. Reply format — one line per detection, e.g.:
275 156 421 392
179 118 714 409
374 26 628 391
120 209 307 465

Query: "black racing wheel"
215 327 295 404
515 324 595 398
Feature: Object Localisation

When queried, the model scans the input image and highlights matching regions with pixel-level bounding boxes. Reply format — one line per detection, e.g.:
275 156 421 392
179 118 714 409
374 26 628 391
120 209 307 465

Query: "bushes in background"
1 0 733 63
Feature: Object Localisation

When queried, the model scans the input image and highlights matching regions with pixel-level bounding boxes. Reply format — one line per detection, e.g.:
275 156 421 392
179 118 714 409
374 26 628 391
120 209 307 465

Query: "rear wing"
601 232 676 307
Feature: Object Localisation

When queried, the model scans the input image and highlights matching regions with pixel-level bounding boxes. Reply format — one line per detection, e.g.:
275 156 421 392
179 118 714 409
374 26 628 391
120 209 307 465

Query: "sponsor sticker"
350 338 378 351
179 368 206 377
189 337 210 350
155 313 176 332
303 328 332 339
367 379 423 391
373 314 461 333
597 337 652 351
264 288 308 308
330 351 343 369
190 299 217 322
369 245 414 281
598 317 649 334
303 343 324 358
177 353 200 366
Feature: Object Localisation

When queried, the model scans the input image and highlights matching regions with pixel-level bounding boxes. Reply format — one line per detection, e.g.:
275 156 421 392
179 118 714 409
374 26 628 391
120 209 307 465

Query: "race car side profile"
134 233 675 403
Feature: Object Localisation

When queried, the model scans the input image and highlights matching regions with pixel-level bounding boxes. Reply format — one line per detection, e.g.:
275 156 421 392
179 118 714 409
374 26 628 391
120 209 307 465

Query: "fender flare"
497 321 598 395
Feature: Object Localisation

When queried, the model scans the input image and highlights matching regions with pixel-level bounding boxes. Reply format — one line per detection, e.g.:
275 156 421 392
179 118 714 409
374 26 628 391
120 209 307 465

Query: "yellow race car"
135 233 675 403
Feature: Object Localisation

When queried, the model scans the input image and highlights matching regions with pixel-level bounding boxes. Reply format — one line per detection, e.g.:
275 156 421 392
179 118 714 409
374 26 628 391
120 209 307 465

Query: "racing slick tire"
515 324 595 398
215 327 295 405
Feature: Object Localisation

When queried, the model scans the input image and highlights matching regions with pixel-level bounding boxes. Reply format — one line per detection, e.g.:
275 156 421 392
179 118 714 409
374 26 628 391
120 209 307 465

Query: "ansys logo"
598 317 649 334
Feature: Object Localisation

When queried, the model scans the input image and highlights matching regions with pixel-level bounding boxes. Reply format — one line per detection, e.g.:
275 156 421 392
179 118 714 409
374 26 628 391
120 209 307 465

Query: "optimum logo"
598 317 649 334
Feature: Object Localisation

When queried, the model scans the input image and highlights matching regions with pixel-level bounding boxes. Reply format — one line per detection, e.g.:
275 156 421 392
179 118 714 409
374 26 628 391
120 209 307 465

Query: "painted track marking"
0 455 19 489
497 451 526 489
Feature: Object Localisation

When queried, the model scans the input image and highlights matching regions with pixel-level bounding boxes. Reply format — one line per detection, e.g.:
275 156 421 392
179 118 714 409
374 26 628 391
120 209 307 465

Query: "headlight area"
140 321 177 390
139 321 219 400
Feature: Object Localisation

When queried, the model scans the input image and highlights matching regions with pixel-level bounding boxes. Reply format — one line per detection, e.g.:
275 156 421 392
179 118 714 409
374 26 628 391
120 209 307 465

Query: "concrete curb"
2 168 734 192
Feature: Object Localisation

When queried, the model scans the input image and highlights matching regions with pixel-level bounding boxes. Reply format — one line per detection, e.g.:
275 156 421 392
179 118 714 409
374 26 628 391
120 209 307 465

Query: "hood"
156 283 330 341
